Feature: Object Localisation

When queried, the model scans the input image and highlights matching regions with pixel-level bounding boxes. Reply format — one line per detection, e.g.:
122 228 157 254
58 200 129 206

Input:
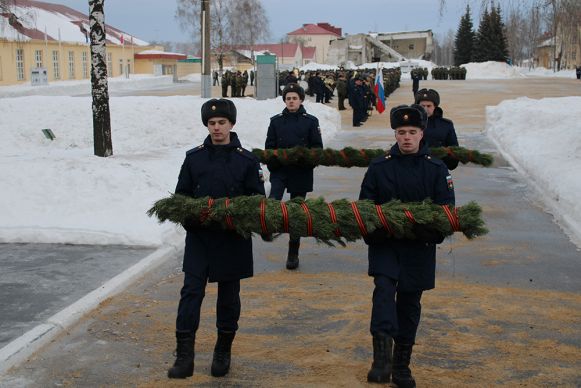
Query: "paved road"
1 78 580 386
0 244 154 350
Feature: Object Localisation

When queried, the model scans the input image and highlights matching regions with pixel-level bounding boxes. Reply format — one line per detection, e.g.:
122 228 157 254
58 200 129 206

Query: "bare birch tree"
89 0 113 157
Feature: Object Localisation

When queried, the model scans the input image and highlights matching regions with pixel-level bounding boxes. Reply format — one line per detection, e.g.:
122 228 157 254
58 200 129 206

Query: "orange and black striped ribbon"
351 202 368 237
300 202 313 236
327 203 341 237
280 202 289 233
375 205 394 236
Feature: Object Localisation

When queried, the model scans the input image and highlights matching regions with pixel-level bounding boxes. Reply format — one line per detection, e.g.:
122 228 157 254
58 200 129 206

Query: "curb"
0 237 182 376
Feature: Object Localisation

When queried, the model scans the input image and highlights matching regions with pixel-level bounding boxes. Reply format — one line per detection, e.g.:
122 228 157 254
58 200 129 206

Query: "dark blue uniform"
424 106 460 170
174 132 265 333
411 72 421 97
359 143 454 343
265 105 323 198
350 83 367 126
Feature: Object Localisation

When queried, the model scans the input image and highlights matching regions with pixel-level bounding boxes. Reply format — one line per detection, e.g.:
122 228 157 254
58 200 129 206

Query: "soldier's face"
207 117 233 145
419 101 436 117
284 92 302 112
395 126 423 154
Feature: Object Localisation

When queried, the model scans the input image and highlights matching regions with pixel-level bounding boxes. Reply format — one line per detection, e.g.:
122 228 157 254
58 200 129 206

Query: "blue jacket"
425 107 460 170
359 143 455 292
175 132 265 282
265 105 323 193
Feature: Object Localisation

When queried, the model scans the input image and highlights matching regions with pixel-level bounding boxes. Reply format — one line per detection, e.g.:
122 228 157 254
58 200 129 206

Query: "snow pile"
0 96 340 246
0 75 175 97
461 61 524 79
518 67 577 78
486 96 581 246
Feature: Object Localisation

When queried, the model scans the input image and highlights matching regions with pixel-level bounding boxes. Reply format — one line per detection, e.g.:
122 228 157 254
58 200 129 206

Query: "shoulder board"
438 117 454 125
270 113 283 120
370 154 392 165
186 144 205 155
424 154 446 167
235 147 259 161
302 113 318 121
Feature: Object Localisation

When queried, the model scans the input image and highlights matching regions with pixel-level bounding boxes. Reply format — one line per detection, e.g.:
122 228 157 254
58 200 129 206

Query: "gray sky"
50 0 481 44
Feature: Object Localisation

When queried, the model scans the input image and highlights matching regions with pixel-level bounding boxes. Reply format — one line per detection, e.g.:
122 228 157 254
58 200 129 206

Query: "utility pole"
201 0 211 97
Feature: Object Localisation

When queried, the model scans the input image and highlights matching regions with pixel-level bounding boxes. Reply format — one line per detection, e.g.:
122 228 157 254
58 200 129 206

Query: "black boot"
367 332 393 383
211 331 236 377
286 240 300 270
392 343 416 388
167 331 194 379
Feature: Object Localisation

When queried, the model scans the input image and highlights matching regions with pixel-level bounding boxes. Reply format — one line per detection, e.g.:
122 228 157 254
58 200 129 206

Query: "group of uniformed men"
167 79 459 387
219 69 253 98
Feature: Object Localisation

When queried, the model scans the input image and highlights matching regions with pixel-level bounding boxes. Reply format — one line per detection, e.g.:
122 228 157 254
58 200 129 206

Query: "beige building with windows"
0 0 180 86
286 23 342 64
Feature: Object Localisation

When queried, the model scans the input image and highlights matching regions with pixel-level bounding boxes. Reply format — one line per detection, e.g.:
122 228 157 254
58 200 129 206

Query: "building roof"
302 46 316 59
0 0 148 45
134 50 187 60
288 23 341 36
232 43 300 58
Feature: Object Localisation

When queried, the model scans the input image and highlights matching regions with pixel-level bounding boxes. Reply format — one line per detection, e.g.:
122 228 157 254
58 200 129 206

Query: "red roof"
301 46 316 59
135 52 187 60
288 23 341 36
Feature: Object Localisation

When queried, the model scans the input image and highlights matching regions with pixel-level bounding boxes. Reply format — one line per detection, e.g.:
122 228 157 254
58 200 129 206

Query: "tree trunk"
89 0 113 157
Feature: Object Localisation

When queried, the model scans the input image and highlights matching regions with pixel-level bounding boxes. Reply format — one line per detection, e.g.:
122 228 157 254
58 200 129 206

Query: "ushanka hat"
282 83 305 101
201 99 237 126
415 88 440 106
390 104 428 130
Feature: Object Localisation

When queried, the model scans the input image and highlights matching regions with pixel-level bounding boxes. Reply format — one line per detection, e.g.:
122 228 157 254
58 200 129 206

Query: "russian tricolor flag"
374 70 386 114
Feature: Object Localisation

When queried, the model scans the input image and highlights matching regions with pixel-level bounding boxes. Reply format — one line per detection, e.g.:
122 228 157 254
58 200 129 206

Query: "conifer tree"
489 4 509 62
453 5 475 66
472 7 491 62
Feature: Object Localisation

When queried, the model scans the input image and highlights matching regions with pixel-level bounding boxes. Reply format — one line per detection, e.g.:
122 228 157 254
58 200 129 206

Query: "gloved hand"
363 228 390 245
412 224 445 244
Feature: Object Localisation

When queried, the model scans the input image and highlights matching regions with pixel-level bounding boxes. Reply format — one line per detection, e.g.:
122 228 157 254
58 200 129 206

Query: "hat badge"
211 105 216 110
423 94 428 98
403 114 409 121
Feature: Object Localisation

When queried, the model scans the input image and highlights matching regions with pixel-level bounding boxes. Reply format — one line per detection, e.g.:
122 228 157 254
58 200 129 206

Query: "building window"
409 44 415 50
107 52 113 75
0 56 3 81
35 50 43 68
68 51 75 79
82 51 89 79
52 50 60 80
119 59 123 76
16 48 25 80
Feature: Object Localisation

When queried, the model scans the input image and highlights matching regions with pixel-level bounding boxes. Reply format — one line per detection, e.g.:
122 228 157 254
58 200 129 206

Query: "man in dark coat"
359 104 455 386
168 99 266 380
336 73 348 110
350 77 367 127
415 88 460 170
265 83 323 270
576 66 581 80
411 69 421 98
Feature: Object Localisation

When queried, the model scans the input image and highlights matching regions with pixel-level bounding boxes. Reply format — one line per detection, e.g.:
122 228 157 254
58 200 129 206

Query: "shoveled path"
1 78 580 387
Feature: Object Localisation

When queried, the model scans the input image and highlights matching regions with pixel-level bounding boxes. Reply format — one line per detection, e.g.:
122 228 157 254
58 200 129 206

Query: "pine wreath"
251 146 493 168
148 195 487 246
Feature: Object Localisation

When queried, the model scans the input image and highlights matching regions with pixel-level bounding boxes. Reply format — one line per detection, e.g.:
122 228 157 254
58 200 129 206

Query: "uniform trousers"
176 271 241 333
371 275 423 344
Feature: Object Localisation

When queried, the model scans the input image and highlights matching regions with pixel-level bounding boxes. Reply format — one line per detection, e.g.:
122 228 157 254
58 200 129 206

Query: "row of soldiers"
220 70 251 98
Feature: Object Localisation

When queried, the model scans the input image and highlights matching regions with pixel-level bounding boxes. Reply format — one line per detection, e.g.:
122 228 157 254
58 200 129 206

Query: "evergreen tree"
472 8 491 62
489 4 509 62
453 5 475 66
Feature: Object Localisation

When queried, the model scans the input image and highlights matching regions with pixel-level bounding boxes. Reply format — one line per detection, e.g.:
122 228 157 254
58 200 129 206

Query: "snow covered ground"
486 97 581 247
2 73 580 248
0 94 340 246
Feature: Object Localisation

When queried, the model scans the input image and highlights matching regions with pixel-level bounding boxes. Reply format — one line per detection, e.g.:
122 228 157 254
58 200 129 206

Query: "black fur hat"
415 88 440 106
282 83 305 101
201 99 237 126
390 104 428 130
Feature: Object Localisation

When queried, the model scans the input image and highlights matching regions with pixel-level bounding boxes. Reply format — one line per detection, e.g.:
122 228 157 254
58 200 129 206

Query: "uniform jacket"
175 132 265 282
425 107 460 170
265 105 323 193
359 143 455 292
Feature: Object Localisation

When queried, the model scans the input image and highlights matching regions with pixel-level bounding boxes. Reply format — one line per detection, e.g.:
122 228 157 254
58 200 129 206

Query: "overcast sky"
49 0 484 44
